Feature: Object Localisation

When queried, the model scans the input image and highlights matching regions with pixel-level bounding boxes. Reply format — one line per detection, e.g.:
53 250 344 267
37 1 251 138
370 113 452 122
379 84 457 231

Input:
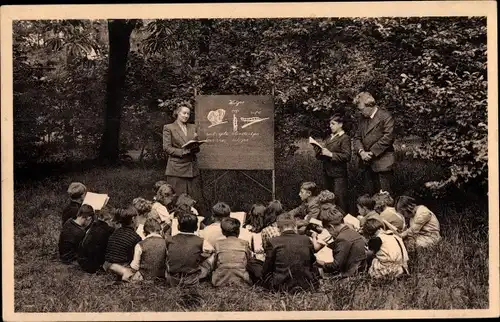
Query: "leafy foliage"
13 17 487 190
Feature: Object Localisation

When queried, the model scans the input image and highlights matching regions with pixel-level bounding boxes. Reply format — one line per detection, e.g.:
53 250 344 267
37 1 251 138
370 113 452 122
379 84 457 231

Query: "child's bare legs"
199 254 215 280
130 271 144 282
107 263 135 281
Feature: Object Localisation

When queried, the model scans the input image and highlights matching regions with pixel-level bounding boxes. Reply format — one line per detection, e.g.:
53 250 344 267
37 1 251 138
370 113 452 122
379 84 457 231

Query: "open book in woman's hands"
181 139 208 150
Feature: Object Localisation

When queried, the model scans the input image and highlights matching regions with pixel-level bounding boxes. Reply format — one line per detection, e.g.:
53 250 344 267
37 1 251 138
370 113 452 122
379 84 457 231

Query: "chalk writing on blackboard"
228 100 245 107
233 113 238 132
240 116 270 129
195 95 274 170
207 109 228 128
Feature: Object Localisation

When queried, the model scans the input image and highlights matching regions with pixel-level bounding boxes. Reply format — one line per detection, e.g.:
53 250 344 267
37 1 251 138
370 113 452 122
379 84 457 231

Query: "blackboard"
195 95 274 170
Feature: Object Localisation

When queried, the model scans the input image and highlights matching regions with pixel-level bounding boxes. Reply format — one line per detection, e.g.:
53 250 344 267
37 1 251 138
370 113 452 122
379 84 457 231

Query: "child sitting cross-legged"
61 182 87 226
244 203 266 261
395 196 441 252
167 193 205 236
314 205 367 278
261 213 320 293
129 218 167 281
260 200 285 251
289 182 321 234
199 202 231 248
59 204 94 264
212 217 253 288
363 217 409 279
166 211 215 287
103 207 142 281
77 206 116 273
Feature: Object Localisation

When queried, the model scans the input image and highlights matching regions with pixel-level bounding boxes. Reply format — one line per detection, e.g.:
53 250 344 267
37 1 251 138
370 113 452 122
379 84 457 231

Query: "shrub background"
13 17 487 191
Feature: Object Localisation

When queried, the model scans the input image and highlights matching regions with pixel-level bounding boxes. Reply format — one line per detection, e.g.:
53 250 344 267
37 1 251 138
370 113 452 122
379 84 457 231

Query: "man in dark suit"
262 214 320 293
353 92 395 195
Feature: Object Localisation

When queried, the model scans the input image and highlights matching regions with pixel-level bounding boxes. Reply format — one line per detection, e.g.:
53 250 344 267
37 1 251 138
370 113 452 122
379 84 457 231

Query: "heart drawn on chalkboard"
207 109 229 128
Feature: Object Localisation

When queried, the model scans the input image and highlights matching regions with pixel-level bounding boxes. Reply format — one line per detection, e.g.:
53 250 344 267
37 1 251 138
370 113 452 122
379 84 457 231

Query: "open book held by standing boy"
308 136 324 150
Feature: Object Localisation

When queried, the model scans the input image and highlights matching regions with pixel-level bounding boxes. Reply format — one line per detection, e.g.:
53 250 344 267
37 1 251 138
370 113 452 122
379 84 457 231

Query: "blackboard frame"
194 95 275 171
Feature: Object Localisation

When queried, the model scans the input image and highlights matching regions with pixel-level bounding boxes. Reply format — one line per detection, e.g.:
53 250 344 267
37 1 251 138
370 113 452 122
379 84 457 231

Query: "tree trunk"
198 19 213 56
99 19 136 164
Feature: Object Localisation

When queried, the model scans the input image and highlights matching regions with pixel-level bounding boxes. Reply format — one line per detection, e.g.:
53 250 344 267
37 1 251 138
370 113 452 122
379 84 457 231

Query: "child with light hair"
373 190 406 232
130 218 167 281
132 197 154 239
62 182 87 225
154 180 168 193
153 184 176 223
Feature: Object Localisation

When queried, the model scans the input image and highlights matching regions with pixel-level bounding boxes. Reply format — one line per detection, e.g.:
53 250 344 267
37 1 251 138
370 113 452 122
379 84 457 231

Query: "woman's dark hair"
178 213 199 233
221 217 240 237
357 194 376 211
244 203 266 233
263 200 284 228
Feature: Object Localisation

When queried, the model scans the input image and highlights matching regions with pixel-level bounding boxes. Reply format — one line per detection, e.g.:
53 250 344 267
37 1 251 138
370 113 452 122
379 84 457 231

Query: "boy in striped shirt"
103 207 142 281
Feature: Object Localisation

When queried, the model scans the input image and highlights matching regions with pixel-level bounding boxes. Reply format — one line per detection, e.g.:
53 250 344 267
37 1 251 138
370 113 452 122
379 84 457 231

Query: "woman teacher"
314 114 352 213
163 105 202 201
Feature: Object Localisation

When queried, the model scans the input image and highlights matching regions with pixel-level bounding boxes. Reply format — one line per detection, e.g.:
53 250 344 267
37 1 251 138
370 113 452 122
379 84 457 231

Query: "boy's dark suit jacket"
163 122 200 178
262 230 319 292
353 108 395 173
316 133 351 178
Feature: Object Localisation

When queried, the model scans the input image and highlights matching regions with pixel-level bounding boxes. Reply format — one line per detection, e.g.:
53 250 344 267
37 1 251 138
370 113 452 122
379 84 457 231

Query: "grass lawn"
13 149 489 312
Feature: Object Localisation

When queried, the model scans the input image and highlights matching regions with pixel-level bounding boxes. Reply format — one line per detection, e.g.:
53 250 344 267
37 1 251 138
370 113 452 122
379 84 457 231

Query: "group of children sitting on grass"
59 180 441 293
